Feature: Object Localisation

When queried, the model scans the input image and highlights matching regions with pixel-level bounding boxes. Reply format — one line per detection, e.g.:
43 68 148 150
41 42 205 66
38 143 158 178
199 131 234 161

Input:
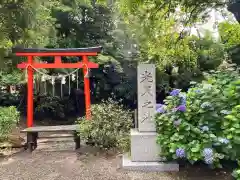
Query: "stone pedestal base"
130 129 161 162
122 154 179 172
123 129 179 172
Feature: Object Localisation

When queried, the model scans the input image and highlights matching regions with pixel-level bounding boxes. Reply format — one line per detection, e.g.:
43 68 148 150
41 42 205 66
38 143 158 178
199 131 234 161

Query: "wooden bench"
21 125 80 152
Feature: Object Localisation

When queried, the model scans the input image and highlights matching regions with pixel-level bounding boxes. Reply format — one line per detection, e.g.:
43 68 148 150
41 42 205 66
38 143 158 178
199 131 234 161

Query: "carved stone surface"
137 64 156 132
123 64 179 171
130 129 161 162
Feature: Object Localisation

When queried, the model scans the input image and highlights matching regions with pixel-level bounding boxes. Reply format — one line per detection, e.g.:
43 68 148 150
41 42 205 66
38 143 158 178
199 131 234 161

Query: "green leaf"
209 134 216 138
223 121 230 127
191 148 199 153
227 134 233 139
225 115 238 121
233 137 240 144
170 147 175 153
216 163 223 168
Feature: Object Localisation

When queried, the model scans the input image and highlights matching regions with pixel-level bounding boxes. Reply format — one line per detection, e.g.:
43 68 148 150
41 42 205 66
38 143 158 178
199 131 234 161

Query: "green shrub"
155 69 240 178
78 98 132 151
233 164 240 179
0 92 20 107
0 106 20 141
34 96 75 119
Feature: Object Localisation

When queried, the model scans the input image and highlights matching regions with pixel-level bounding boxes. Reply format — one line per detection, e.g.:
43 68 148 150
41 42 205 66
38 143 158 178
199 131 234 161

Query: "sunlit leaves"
219 22 240 48
95 0 227 71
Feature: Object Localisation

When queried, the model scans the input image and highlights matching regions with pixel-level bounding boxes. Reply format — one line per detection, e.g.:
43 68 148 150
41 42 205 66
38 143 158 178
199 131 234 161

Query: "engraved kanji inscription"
142 100 153 108
140 112 152 123
137 64 156 131
141 85 153 96
140 70 153 83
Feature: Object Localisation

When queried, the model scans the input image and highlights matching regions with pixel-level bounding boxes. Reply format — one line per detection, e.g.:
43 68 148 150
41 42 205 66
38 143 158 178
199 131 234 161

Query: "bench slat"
21 125 79 133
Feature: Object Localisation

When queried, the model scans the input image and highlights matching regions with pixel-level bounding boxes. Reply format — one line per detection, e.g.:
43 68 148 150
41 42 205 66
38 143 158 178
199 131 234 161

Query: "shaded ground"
0 119 233 180
0 137 232 180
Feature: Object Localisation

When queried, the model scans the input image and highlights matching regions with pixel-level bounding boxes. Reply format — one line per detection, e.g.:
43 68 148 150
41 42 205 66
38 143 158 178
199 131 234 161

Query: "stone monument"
122 64 179 171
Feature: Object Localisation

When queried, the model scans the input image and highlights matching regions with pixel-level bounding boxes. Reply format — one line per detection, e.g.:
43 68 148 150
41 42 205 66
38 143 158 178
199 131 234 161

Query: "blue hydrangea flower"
181 99 186 105
201 102 212 109
179 93 186 99
179 93 187 105
173 119 182 126
157 105 166 113
177 105 186 112
203 148 213 157
220 110 231 115
194 89 201 93
170 89 181 96
156 104 163 110
202 148 213 164
201 126 209 132
204 156 214 164
176 148 185 158
218 137 229 144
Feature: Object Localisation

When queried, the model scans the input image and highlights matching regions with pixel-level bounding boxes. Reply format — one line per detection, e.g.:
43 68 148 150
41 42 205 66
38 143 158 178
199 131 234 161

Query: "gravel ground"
0 137 232 180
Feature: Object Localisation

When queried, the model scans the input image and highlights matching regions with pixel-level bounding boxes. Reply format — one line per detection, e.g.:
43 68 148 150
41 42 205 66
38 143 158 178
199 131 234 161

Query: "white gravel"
0 139 231 180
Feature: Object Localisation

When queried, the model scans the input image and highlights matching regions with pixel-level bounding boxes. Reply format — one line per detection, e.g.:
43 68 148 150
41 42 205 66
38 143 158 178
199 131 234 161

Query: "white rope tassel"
61 76 66 84
33 75 36 89
25 64 80 80
44 81 47 95
25 66 28 83
72 74 76 81
60 76 66 97
51 77 55 96
41 75 46 82
23 64 89 96
61 83 63 97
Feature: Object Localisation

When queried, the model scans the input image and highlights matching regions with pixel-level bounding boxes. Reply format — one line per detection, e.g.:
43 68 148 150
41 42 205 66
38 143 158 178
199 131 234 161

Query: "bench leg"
33 132 38 150
73 131 80 150
27 132 34 152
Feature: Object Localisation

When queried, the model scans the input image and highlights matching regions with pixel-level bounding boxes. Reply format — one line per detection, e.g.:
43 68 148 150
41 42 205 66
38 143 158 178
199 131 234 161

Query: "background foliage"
0 0 236 113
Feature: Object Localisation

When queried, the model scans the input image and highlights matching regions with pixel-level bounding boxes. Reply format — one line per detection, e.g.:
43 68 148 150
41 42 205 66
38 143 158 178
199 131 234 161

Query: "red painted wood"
15 52 97 56
83 55 91 120
16 49 101 126
54 56 62 64
27 56 34 127
17 62 99 69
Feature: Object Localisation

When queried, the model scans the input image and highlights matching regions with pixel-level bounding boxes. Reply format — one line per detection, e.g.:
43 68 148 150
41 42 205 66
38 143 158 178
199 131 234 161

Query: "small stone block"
122 154 179 172
131 129 161 162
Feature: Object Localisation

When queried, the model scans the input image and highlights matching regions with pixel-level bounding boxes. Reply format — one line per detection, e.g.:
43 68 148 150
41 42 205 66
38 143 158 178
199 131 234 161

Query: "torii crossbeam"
13 46 102 127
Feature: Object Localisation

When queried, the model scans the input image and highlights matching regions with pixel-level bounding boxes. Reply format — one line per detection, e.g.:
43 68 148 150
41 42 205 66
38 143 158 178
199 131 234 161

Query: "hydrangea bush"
155 69 240 178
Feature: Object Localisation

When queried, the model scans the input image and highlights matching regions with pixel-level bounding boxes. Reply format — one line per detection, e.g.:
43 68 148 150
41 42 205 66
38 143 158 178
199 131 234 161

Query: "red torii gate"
13 46 102 127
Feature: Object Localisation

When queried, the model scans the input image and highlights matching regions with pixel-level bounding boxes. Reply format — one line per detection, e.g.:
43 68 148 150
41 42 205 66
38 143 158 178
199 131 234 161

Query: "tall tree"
219 21 240 65
95 0 227 94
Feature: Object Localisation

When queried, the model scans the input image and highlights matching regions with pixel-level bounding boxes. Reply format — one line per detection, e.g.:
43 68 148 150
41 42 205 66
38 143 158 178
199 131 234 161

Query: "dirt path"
0 119 233 180
0 138 232 180
0 140 171 180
